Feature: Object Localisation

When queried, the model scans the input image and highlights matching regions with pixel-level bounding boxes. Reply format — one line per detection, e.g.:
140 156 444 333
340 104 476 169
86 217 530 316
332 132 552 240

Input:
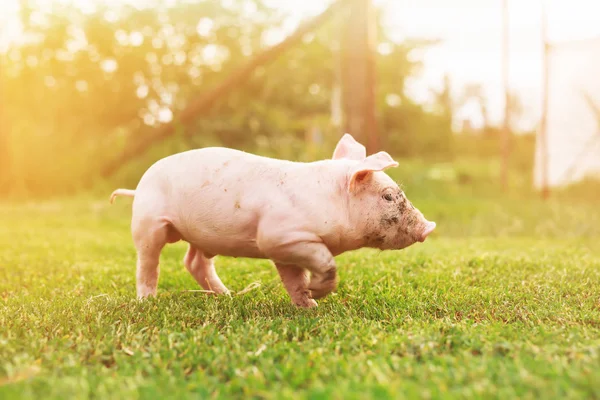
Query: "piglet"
110 133 436 308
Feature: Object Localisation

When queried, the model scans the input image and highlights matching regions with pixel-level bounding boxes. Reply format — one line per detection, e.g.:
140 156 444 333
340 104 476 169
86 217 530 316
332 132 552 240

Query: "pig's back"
135 147 302 257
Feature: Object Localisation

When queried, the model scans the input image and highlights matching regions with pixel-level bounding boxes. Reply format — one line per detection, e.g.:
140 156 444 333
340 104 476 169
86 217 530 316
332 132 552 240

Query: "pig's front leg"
262 236 338 305
279 241 337 300
308 266 338 299
275 264 317 308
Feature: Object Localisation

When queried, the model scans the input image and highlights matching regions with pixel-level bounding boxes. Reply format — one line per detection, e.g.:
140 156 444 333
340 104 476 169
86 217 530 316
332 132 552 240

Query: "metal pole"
501 0 510 192
539 0 550 199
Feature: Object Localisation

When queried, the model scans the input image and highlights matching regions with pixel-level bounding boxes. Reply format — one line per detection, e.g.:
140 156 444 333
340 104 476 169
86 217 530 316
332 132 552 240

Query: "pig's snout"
418 221 436 242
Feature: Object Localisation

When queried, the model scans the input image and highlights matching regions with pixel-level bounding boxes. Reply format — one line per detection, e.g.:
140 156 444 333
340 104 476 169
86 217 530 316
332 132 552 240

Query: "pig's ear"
332 133 366 161
349 151 399 192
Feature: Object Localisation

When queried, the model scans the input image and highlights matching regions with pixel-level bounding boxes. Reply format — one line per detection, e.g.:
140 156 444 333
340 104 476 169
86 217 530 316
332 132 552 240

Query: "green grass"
1 182 600 399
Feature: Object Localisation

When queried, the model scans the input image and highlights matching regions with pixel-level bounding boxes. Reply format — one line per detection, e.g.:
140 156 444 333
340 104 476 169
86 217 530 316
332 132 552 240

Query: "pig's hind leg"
132 216 178 298
183 244 229 295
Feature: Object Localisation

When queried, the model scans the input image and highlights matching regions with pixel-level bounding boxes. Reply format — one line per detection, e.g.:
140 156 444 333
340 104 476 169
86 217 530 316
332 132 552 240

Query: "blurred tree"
457 83 489 129
341 0 378 153
0 58 9 195
507 91 524 132
0 0 449 196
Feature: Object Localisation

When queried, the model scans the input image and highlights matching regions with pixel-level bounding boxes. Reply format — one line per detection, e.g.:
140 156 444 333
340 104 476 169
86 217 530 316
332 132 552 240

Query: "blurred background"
0 0 599 200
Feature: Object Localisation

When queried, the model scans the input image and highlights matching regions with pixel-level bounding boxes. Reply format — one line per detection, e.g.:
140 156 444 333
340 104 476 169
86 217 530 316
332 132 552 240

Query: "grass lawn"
1 183 599 398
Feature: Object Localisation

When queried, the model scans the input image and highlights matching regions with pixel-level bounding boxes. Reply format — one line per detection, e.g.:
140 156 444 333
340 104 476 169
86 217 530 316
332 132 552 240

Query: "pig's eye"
382 193 394 202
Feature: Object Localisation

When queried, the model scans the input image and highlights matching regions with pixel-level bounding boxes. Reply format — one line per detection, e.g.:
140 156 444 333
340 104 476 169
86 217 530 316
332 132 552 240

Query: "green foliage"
1 160 599 398
1 0 455 197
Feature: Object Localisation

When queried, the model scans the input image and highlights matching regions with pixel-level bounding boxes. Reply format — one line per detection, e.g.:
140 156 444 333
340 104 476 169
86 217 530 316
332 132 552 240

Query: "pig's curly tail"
110 189 136 204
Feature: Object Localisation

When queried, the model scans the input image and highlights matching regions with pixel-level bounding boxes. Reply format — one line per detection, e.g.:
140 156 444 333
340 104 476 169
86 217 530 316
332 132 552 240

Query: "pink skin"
110 133 436 308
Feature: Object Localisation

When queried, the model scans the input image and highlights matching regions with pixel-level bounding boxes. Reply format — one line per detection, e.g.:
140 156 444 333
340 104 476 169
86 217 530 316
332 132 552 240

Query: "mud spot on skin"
234 200 241 209
402 214 418 235
201 180 210 188
381 215 399 228
397 197 407 213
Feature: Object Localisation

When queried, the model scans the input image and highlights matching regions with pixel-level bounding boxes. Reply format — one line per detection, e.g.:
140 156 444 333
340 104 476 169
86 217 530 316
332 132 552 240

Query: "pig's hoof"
309 269 337 299
309 282 336 299
206 288 230 297
309 288 328 300
136 287 157 299
294 298 318 308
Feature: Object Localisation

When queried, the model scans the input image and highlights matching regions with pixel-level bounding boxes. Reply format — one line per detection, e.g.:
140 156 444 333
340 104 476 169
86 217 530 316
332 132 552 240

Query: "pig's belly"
172 209 267 259
187 235 266 259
